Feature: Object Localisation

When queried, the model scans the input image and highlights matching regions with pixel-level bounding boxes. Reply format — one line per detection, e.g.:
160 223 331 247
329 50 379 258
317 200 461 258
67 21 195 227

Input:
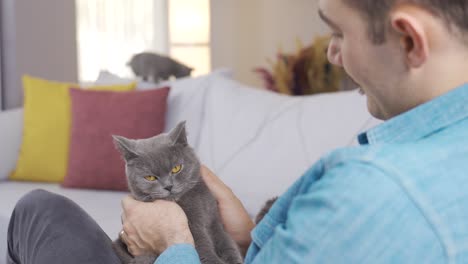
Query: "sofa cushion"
62 87 170 191
0 108 23 181
9 75 136 183
196 75 381 216
0 182 126 239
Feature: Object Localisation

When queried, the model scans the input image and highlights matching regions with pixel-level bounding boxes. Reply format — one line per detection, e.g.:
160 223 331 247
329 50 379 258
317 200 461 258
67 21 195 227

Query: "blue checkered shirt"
156 84 468 264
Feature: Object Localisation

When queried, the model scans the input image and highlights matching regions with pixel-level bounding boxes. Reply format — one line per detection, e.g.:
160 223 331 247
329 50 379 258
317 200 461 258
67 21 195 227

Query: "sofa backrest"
194 75 381 216
0 71 382 217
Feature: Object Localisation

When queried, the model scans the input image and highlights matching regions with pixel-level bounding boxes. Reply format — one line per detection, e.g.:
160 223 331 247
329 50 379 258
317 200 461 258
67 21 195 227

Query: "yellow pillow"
9 75 136 183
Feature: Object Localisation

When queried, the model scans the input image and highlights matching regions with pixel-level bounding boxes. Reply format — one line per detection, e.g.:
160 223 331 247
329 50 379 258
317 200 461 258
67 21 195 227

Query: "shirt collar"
359 83 468 145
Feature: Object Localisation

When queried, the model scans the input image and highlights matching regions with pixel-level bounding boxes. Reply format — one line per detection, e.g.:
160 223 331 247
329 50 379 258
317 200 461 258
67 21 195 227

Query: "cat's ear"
169 121 188 146
112 135 139 161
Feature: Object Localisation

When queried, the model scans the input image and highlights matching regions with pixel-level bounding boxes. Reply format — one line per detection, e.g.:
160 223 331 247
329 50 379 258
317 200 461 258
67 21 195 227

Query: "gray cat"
127 52 193 83
112 121 243 264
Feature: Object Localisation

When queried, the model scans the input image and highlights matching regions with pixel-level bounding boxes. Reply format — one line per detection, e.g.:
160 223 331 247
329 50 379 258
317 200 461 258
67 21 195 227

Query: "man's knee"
14 189 70 214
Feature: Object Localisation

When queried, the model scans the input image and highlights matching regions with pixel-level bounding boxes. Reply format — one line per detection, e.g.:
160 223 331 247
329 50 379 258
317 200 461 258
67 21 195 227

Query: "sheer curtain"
76 0 169 82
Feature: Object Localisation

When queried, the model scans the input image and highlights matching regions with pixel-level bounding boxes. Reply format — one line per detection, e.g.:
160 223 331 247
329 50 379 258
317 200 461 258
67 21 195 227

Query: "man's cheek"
341 48 364 85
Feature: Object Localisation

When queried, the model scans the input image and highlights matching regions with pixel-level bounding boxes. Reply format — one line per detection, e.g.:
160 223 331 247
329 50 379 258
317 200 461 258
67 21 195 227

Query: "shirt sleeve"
154 244 201 264
247 162 444 263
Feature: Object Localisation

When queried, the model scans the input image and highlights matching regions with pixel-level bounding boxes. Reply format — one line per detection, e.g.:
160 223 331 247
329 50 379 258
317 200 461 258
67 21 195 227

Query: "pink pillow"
62 87 170 191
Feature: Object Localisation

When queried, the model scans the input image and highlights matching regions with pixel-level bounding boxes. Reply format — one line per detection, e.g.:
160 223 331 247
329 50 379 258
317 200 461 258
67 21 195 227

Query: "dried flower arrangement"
254 35 346 96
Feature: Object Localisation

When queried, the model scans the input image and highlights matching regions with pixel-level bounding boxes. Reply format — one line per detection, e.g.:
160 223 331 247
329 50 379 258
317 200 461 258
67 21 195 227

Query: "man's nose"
327 38 343 67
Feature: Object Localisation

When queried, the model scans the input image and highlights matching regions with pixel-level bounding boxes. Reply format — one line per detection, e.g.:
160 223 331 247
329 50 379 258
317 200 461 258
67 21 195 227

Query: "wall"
1 0 78 109
0 0 3 110
210 0 328 87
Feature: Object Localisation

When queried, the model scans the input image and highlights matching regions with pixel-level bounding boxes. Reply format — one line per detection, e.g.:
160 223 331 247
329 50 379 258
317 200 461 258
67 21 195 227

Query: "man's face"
319 0 407 120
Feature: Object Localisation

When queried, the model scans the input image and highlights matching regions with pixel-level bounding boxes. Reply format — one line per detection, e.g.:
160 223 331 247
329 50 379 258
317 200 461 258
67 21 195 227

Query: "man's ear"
390 9 429 68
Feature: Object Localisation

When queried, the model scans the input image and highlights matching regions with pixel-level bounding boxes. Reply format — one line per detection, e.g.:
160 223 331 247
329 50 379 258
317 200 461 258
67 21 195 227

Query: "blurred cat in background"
127 52 193 83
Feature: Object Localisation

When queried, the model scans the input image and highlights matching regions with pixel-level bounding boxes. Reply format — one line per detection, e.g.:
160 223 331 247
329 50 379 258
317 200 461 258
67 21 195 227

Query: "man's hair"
343 0 468 44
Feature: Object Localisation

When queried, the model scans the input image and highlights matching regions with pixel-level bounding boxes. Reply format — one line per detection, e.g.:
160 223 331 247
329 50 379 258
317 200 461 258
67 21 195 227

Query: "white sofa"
0 71 380 262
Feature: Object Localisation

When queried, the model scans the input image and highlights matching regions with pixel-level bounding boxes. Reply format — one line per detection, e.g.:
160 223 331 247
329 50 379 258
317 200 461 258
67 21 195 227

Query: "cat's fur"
127 52 193 83
112 121 243 264
254 197 278 224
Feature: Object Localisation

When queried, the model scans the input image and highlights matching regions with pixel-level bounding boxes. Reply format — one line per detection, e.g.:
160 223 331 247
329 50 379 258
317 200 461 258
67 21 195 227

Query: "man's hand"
201 165 255 256
120 196 195 256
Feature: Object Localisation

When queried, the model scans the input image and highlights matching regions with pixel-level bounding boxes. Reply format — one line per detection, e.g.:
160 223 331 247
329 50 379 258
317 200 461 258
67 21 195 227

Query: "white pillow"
94 70 156 90
195 76 380 216
0 108 24 181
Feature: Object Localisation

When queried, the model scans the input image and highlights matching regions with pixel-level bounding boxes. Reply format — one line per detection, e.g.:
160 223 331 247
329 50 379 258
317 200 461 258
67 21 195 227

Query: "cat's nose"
164 185 173 192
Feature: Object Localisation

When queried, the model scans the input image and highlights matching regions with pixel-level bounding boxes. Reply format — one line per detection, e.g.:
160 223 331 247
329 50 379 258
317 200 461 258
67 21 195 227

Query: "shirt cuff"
154 244 200 264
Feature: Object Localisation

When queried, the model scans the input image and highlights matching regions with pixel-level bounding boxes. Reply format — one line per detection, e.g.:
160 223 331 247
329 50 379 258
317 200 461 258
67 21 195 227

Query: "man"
7 0 468 263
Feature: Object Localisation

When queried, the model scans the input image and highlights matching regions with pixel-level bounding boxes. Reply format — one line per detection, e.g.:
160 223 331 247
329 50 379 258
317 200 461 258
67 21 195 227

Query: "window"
76 0 210 82
169 0 210 77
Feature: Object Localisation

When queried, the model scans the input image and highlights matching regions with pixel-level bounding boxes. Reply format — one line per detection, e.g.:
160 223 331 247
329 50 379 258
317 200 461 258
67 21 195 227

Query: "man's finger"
201 165 222 187
120 229 145 256
201 166 220 194
121 212 126 224
201 165 231 200
127 245 140 257
120 230 128 244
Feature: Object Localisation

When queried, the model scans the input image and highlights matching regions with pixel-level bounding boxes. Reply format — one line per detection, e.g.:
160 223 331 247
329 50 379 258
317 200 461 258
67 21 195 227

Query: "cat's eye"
171 165 183 174
144 175 157 181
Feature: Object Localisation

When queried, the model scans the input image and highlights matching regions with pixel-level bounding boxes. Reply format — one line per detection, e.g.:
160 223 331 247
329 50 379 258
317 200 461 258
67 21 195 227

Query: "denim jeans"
7 189 120 264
